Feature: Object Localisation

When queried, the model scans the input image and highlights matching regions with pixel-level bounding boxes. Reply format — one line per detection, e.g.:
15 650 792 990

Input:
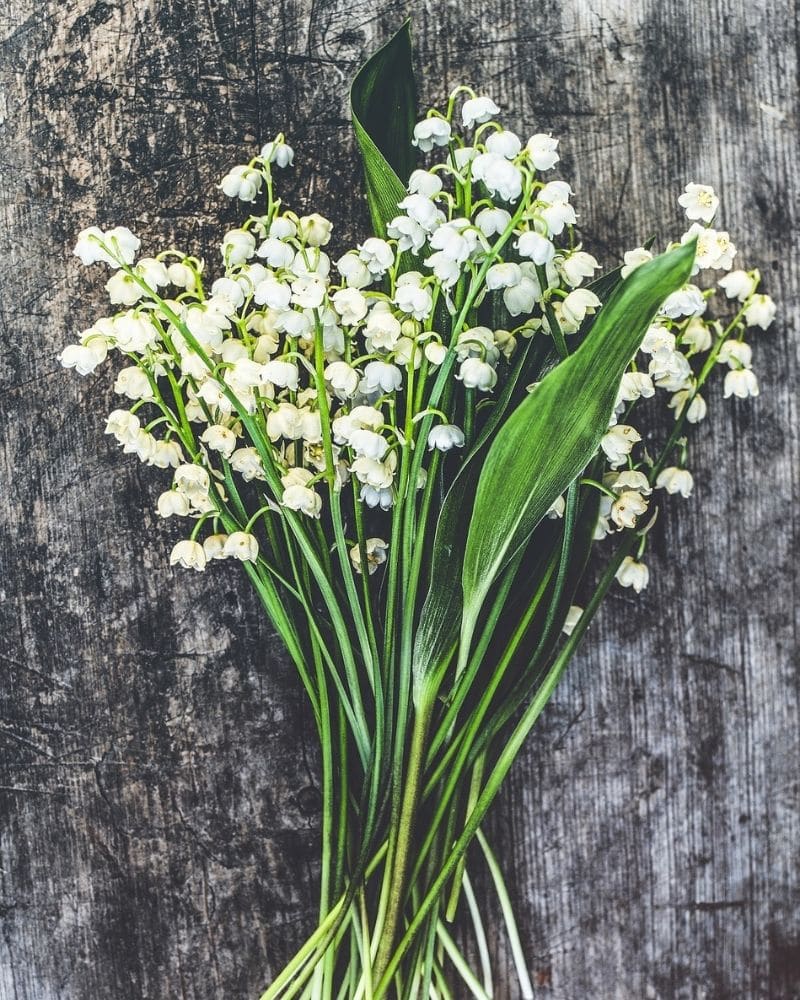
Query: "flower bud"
297 213 332 247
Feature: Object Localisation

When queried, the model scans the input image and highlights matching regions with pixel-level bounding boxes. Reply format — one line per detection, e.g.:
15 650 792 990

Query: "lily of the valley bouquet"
60 25 775 1000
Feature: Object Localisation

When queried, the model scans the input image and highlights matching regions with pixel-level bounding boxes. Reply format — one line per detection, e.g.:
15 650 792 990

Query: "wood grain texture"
0 1 797 997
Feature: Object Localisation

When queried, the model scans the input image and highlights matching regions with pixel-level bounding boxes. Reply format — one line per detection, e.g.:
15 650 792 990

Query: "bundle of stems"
60 23 773 1000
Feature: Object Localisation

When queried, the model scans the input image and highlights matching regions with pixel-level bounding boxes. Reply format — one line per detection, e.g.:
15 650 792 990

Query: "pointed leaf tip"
458 238 695 649
350 23 418 237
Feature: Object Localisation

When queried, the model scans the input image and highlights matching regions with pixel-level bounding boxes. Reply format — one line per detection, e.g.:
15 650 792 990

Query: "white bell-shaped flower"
525 134 559 171
170 539 207 572
723 368 759 399
361 361 403 394
230 447 265 481
223 531 260 562
349 537 389 575
157 490 191 518
744 294 776 330
461 95 500 128
616 556 649 593
412 117 451 152
600 424 641 467
220 165 262 203
427 424 465 452
656 467 694 498
457 358 497 392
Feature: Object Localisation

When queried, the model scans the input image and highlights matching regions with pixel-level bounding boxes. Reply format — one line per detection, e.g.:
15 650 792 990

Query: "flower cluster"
61 97 773 591
60 76 776 1000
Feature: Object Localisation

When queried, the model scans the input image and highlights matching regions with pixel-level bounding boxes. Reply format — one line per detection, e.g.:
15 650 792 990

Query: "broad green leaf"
350 22 417 237
414 242 688 693
458 239 696 652
411 337 547 699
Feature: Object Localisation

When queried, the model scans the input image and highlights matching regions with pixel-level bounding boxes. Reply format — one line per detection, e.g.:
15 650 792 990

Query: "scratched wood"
0 1 797 997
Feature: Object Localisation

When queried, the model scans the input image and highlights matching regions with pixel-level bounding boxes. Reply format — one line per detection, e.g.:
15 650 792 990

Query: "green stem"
372 693 433 985
375 539 635 992
476 829 533 999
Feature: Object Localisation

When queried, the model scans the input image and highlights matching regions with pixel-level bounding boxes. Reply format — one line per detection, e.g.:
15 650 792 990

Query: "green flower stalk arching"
60 23 774 1000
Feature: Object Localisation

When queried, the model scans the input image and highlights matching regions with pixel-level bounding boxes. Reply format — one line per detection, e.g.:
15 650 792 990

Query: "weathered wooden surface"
0 1 797 997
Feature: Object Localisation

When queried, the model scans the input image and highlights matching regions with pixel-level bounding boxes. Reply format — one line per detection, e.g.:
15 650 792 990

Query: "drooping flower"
600 424 642 467
669 390 707 424
74 226 140 267
203 534 229 560
471 153 523 202
260 139 294 168
559 251 599 288
681 317 713 354
656 467 694 498
281 469 323 517
222 228 256 265
485 129 521 159
297 213 332 247
349 537 389 575
427 424 465 452
457 358 497 391
616 556 649 593
526 133 559 170
616 371 655 405
610 470 652 496
331 288 367 326
516 230 555 265
223 531 260 562
114 367 154 400
475 207 512 238
106 270 145 306
561 288 601 328
361 361 403 394
461 95 500 128
611 490 649 530
485 262 523 291
407 169 442 198
325 362 360 400
157 490 191 518
58 339 108 376
220 164 263 202
718 269 758 302
169 539 207 572
718 339 753 369
358 238 395 278
412 117 451 151
621 247 653 279
230 447 265 482
201 424 237 459
723 368 759 399
744 294 776 330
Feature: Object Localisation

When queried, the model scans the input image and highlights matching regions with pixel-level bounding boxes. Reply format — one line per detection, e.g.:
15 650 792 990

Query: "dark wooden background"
0 2 797 997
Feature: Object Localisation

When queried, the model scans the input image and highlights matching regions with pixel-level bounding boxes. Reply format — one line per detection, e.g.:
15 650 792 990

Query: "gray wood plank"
0 1 796 997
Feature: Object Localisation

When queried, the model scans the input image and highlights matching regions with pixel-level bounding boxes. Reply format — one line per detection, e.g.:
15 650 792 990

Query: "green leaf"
458 239 696 651
350 22 417 237
411 275 616 702
411 337 547 700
